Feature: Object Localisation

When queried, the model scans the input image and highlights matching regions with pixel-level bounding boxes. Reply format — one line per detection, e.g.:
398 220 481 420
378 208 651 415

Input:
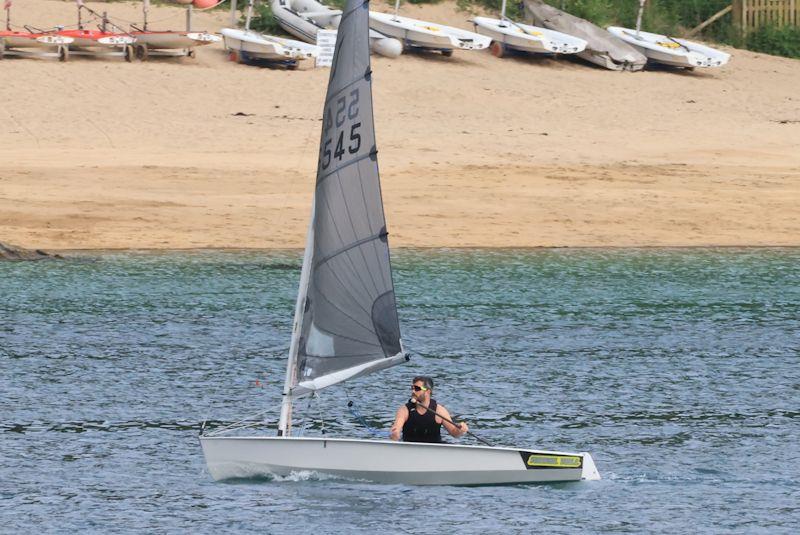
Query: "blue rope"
347 400 383 437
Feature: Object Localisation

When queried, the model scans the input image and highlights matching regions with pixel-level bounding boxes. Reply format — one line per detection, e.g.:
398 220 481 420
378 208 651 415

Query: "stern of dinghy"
580 452 601 480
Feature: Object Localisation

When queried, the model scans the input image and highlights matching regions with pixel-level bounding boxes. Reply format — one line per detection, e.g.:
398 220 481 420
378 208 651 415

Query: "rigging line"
346 399 383 437
205 408 275 436
318 184 380 312
339 165 382 296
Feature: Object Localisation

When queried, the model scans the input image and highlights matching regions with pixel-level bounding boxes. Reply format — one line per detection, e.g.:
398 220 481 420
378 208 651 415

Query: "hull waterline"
200 436 600 485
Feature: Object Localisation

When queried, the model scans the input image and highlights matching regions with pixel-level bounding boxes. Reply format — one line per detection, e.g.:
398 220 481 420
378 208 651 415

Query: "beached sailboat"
130 0 221 60
606 1 729 69
270 0 402 58
1 1 72 60
471 0 586 58
200 0 600 486
221 0 317 66
369 0 490 56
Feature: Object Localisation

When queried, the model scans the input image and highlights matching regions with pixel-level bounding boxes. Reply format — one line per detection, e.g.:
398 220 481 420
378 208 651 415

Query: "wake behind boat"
199 0 600 486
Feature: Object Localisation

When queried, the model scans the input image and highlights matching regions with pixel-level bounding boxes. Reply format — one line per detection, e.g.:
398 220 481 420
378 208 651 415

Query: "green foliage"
747 24 800 58
240 2 284 35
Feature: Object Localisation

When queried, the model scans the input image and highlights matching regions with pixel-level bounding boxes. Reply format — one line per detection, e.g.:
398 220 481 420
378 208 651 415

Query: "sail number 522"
322 89 361 170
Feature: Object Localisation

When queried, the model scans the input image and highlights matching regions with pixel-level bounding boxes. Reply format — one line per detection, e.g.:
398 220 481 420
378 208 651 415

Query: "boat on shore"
271 0 402 58
222 0 317 67
200 0 600 487
0 30 72 60
130 31 221 59
523 0 646 71
471 0 585 58
369 1 490 56
607 26 730 68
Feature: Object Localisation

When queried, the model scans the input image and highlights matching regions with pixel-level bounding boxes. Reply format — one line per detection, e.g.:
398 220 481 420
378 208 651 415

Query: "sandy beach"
1 0 799 249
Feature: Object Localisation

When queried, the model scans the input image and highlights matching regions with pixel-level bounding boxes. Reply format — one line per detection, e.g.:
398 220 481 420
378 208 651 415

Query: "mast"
393 0 400 20
499 0 507 27
143 0 149 31
278 202 316 436
4 0 11 31
635 0 646 36
245 0 254 31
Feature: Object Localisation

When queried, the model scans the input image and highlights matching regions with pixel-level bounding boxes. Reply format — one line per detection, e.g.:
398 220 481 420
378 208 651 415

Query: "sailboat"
607 1 729 69
199 0 600 486
368 0 491 56
471 0 587 58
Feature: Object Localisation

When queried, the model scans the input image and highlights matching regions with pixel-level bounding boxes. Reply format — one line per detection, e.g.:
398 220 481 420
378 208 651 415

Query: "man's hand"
457 422 469 436
389 426 401 441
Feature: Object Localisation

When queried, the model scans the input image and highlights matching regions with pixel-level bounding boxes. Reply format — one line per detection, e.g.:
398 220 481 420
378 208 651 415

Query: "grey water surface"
2 248 799 533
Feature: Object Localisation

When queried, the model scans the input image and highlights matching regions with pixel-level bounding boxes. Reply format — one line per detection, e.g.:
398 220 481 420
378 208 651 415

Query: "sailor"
389 376 469 443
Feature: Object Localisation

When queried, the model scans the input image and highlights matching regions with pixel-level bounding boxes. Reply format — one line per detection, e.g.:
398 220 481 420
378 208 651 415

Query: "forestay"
288 0 406 399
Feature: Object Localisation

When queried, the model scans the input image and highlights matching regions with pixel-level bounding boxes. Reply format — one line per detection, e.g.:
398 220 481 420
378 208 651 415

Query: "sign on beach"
316 30 337 68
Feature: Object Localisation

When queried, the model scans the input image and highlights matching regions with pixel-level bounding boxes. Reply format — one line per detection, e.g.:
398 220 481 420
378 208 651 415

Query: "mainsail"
282 0 406 410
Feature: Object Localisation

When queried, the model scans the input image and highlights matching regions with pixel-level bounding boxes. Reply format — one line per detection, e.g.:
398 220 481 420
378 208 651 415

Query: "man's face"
411 381 431 403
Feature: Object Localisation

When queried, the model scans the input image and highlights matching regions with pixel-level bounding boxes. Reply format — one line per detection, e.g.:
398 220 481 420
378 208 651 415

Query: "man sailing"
389 376 469 443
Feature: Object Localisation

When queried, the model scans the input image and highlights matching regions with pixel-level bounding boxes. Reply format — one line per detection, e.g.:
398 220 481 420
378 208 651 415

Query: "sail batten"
285 0 404 397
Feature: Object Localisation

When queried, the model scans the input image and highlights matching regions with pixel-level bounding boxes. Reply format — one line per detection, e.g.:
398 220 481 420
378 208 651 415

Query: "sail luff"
286 0 405 397
278 200 316 436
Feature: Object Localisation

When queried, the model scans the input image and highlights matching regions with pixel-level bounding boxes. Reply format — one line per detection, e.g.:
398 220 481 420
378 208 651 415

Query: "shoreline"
2 1 799 250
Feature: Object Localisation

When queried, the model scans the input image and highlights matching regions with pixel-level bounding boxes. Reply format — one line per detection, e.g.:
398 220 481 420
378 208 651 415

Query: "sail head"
291 0 404 396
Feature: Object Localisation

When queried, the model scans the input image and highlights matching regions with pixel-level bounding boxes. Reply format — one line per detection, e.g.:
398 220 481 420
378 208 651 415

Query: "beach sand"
1 0 799 249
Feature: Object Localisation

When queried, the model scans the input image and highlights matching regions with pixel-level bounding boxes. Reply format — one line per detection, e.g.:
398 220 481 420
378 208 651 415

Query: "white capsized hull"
369 12 491 52
132 31 221 49
200 436 600 485
471 16 586 54
607 27 730 68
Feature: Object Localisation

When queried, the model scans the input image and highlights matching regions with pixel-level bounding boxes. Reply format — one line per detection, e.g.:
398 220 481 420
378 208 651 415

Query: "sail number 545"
322 89 361 170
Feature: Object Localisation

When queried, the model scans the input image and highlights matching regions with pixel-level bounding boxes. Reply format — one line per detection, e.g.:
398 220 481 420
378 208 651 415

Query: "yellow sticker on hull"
525 454 582 468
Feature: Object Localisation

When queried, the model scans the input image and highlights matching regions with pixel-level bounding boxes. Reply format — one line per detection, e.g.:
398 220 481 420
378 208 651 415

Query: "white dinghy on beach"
369 0 490 56
221 0 317 66
471 0 586 58
607 1 729 69
271 0 402 58
199 0 601 486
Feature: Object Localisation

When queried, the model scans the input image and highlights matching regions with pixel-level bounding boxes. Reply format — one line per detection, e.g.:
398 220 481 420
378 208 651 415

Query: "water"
2 248 798 533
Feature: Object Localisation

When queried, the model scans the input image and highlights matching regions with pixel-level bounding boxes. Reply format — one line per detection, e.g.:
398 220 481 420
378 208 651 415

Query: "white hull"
607 27 730 68
369 12 491 52
1 34 73 49
271 0 402 58
471 17 586 54
200 436 600 485
132 31 220 49
221 28 317 61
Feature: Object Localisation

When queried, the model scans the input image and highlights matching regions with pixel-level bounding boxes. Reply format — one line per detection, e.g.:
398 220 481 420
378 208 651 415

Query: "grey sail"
289 0 405 396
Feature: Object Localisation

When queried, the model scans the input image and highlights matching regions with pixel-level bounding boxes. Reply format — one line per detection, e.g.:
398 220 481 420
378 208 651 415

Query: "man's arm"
437 404 469 438
389 405 409 441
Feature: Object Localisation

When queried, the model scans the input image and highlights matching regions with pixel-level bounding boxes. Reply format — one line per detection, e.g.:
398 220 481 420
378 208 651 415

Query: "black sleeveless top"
402 399 442 443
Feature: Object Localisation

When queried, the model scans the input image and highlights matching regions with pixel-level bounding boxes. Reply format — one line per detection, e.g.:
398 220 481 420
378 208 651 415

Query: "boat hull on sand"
271 0 402 58
200 436 600 485
471 16 586 55
131 31 221 49
57 30 135 48
369 12 490 53
607 26 730 68
221 28 317 62
0 32 73 48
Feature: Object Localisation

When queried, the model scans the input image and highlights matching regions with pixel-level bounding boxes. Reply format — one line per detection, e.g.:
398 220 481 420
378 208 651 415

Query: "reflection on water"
2 249 799 532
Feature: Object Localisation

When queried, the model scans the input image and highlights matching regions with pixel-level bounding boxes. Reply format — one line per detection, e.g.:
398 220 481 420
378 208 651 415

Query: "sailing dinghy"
368 1 490 56
607 1 729 69
221 0 317 66
199 0 600 486
471 0 586 58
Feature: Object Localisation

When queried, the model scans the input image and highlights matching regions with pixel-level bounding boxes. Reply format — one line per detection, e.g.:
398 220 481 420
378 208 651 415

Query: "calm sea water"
2 249 798 533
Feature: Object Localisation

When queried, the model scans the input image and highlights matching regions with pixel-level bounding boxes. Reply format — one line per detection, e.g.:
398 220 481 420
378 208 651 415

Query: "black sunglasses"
411 385 429 392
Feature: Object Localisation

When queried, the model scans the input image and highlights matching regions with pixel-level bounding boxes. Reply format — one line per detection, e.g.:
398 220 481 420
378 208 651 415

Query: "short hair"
413 376 434 390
